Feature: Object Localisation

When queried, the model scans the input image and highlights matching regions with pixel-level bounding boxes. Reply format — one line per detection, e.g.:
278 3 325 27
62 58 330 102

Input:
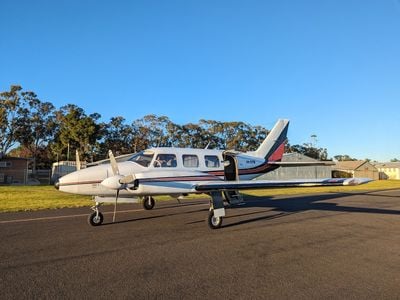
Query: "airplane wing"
268 161 335 166
194 178 372 192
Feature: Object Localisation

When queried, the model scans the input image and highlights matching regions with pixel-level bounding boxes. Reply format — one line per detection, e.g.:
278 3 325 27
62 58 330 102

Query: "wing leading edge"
194 178 372 192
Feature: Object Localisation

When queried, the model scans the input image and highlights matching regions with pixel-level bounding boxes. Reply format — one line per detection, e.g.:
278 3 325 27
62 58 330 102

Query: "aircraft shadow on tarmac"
102 202 209 226
103 190 400 228
222 190 400 228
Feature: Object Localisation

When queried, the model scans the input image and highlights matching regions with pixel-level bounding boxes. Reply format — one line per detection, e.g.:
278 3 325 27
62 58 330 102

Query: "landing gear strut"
88 202 104 226
143 196 155 210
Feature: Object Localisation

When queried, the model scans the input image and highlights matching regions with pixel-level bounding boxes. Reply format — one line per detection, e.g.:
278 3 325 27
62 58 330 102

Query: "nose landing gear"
88 202 104 226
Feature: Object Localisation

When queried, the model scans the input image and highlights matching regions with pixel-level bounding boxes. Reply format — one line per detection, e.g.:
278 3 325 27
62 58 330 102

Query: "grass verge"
0 180 399 212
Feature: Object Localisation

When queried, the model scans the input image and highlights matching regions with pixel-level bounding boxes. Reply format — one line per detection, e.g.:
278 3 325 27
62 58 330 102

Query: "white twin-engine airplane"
56 119 371 229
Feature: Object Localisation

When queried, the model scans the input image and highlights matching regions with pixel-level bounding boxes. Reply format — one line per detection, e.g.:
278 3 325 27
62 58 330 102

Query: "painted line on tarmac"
0 209 144 224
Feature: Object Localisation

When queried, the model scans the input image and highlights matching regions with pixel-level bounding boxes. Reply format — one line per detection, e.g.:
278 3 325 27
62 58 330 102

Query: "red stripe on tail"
268 142 285 162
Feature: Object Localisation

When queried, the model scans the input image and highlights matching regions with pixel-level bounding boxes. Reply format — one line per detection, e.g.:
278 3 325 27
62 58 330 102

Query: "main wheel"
207 210 223 229
88 212 104 226
143 196 155 210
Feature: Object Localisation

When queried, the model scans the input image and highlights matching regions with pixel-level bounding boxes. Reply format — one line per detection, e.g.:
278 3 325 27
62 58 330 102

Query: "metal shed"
332 161 379 180
256 153 334 180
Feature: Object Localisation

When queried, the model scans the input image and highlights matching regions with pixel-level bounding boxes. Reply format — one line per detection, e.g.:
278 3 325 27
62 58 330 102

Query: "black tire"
88 212 104 226
143 196 155 210
207 210 223 229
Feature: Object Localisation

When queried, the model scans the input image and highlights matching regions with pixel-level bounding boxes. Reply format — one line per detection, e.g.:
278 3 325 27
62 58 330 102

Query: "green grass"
0 180 399 212
0 186 92 212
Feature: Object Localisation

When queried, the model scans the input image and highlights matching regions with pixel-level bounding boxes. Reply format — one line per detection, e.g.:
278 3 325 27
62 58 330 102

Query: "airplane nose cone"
54 179 60 190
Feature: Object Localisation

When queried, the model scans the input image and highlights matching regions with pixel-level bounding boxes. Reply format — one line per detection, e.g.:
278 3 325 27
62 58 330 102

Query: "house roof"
334 160 368 171
282 153 319 162
374 162 400 168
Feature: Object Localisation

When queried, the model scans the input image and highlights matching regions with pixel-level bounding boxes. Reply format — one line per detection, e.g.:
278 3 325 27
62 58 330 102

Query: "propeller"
99 150 137 223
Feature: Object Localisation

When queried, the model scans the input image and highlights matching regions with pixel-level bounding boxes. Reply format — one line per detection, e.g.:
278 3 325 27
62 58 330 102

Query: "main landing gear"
207 209 223 229
142 196 155 210
207 191 226 230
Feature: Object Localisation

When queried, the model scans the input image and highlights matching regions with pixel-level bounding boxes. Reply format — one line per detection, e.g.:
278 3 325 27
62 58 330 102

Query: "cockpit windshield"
128 151 154 167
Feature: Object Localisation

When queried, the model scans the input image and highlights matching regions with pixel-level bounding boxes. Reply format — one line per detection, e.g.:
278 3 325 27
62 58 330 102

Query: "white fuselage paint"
58 147 269 197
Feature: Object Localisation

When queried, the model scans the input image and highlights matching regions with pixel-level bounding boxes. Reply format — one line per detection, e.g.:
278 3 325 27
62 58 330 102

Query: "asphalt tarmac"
1 189 400 299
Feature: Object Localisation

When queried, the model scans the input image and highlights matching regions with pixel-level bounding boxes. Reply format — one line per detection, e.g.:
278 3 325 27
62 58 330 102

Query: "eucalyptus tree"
15 91 56 172
288 144 329 160
131 114 172 151
0 85 23 155
52 104 103 162
101 116 133 155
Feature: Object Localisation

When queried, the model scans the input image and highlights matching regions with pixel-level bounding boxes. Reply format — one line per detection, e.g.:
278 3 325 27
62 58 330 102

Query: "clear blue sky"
1 0 399 161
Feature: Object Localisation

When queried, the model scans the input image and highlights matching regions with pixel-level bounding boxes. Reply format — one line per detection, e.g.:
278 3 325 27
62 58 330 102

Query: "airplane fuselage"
57 147 278 197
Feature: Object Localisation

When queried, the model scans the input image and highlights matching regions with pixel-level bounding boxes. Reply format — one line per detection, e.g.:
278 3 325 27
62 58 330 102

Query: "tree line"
1 85 332 171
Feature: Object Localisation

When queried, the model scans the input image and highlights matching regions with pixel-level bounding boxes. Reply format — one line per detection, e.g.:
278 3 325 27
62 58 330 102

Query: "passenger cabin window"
183 155 199 168
204 155 220 168
154 154 177 168
128 151 154 167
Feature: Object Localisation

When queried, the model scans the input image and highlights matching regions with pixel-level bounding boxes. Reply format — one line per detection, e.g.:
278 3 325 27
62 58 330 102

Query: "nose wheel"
88 212 104 226
88 202 104 226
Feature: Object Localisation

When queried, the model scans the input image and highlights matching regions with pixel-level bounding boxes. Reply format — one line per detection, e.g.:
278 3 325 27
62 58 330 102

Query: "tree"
52 104 103 162
0 85 23 155
390 158 399 162
334 154 357 161
15 91 56 172
101 116 133 155
131 115 172 151
288 144 328 160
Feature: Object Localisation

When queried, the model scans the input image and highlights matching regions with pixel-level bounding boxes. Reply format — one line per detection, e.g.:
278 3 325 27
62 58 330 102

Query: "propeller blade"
76 150 81 171
113 189 119 223
108 150 119 175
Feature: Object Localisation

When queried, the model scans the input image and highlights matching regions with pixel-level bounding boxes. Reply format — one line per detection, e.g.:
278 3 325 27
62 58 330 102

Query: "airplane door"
223 153 238 181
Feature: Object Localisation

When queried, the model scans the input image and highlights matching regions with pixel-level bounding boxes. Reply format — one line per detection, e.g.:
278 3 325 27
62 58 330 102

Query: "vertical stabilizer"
252 119 289 161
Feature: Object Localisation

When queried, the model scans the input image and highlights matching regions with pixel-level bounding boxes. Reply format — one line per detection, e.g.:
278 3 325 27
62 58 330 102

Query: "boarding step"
223 190 245 205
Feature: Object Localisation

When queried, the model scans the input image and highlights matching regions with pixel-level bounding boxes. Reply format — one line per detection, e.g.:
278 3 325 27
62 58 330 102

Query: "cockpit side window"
154 154 177 168
204 155 220 168
128 152 154 167
183 155 199 168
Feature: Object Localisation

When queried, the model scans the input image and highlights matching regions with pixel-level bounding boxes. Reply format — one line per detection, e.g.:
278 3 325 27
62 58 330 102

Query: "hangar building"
257 153 334 180
332 160 379 180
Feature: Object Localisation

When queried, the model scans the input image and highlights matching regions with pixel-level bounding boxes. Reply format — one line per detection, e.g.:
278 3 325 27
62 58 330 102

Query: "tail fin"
252 119 289 161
